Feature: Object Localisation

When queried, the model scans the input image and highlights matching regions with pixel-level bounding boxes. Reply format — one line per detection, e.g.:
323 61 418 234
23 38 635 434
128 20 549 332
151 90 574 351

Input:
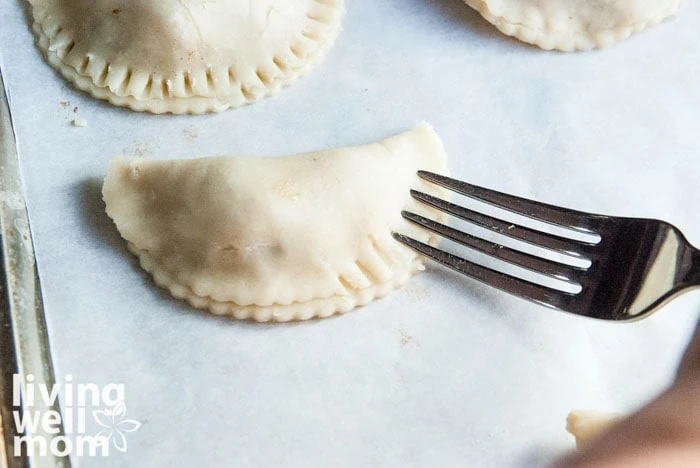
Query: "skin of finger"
555 382 700 468
676 319 700 383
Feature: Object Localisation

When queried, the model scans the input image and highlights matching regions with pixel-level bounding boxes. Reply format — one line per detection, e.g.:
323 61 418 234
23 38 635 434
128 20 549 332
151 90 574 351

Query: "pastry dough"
28 0 345 114
103 124 450 321
566 411 623 449
464 0 685 51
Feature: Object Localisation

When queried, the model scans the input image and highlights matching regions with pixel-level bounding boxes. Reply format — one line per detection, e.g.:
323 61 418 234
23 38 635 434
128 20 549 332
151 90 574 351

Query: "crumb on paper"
124 141 158 157
59 101 69 108
404 282 429 301
182 126 199 142
73 106 78 113
399 329 419 348
72 117 88 127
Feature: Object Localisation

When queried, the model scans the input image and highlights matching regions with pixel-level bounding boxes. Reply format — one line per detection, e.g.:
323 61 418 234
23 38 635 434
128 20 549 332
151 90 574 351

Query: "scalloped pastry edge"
464 0 686 51
29 0 345 114
129 240 429 322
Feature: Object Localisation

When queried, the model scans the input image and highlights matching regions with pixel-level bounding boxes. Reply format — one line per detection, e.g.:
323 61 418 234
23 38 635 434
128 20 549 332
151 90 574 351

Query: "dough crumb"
566 411 623 449
72 118 88 127
399 328 419 348
125 141 158 157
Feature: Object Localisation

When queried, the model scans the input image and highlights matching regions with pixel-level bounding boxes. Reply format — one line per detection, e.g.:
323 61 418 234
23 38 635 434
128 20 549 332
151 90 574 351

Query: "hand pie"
464 0 685 51
28 0 345 114
103 124 450 321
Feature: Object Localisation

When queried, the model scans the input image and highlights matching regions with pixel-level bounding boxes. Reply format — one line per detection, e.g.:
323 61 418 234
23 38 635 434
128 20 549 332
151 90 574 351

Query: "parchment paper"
2 0 700 466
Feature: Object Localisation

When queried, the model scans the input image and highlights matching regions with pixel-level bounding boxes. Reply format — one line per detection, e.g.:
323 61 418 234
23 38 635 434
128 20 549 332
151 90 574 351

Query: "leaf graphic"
93 410 113 429
119 419 142 433
96 430 114 441
112 401 127 423
113 430 128 452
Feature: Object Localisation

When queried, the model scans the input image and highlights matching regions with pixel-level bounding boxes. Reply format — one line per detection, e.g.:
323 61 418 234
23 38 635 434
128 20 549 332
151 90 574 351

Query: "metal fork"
393 171 700 321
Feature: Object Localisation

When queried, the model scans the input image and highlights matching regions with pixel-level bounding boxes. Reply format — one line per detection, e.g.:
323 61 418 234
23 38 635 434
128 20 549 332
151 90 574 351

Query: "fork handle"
686 246 700 287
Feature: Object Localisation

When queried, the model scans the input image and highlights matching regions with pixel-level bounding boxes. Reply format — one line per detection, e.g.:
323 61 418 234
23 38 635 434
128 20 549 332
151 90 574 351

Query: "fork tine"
392 233 576 310
411 190 594 258
418 171 603 233
401 211 587 283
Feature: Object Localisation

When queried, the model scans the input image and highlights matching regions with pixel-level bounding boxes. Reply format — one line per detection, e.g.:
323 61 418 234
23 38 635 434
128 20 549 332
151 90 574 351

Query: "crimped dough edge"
29 0 345 114
464 0 686 51
129 242 428 322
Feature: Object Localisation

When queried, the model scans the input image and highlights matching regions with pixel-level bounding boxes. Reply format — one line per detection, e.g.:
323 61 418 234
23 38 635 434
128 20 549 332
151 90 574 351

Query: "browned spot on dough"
112 8 122 15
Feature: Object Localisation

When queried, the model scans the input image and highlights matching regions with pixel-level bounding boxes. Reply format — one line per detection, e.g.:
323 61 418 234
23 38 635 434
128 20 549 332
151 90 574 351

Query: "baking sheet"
2 0 700 466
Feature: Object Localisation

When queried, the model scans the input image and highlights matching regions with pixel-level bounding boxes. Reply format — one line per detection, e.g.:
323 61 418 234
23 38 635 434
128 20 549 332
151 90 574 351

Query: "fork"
393 171 700 321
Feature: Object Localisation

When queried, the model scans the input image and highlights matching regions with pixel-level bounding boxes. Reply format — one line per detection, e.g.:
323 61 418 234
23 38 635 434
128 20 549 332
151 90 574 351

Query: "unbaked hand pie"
464 0 686 51
28 0 345 114
103 124 450 321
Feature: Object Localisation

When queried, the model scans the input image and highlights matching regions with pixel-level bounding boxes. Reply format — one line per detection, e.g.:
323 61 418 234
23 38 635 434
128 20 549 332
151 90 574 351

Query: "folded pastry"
28 0 345 113
464 0 685 51
103 124 450 321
